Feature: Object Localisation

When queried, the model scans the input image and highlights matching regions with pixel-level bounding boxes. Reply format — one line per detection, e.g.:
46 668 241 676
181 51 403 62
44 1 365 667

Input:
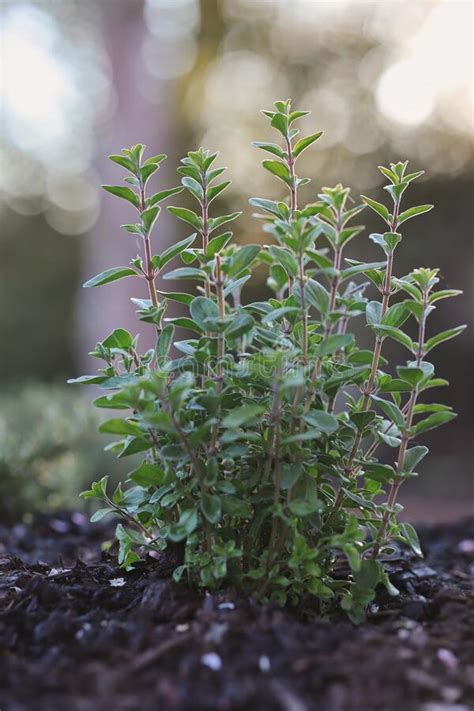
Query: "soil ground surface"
0 513 473 711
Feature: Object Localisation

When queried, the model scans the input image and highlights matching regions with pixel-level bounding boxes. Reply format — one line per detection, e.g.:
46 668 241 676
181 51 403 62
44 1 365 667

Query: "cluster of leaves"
73 101 465 622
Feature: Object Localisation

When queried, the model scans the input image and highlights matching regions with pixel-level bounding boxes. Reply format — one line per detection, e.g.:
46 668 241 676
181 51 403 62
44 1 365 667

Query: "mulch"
0 513 473 711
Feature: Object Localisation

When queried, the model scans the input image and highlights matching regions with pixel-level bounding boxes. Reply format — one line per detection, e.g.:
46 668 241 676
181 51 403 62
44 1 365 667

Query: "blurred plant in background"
0 384 131 521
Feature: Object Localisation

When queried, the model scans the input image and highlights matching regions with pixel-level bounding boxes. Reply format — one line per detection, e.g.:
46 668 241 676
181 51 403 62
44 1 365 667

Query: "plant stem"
201 173 211 300
298 253 308 363
325 213 400 524
372 289 428 558
285 135 297 216
139 184 160 312
209 254 225 455
104 495 150 538
163 394 211 552
144 234 159 308
301 215 343 423
266 371 282 572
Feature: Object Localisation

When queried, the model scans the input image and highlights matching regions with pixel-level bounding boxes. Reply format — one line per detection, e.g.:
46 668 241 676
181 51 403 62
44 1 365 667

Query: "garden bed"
0 514 473 711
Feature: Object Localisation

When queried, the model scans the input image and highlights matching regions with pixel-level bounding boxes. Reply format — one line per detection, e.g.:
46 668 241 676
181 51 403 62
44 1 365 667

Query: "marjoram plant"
72 100 465 622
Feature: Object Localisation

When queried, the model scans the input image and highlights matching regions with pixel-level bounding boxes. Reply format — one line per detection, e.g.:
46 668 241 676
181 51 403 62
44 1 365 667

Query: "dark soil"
0 513 473 711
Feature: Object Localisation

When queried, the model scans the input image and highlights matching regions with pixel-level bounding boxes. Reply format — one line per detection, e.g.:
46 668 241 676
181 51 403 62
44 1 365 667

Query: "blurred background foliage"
0 0 472 519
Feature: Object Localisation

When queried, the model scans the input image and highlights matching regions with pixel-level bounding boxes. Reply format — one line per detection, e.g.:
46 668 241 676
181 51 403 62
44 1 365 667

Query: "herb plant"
72 101 465 622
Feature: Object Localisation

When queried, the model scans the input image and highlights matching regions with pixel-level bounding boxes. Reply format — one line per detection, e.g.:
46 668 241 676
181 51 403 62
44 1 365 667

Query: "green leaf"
167 206 202 230
109 153 136 172
208 181 231 203
118 437 152 458
397 204 434 225
324 365 370 391
304 410 339 435
268 263 288 292
80 475 109 499
413 403 451 414
316 334 353 357
252 142 285 159
384 181 408 203
412 411 456 436
341 488 376 511
142 206 161 233
169 508 198 540
351 410 376 432
396 366 425 386
403 446 428 474
280 462 303 489
163 267 206 281
288 499 320 517
364 463 395 483
102 328 133 350
366 301 382 326
249 197 282 218
223 275 251 297
383 302 409 328
369 232 401 255
121 223 143 235
181 176 203 202
379 569 399 597
428 289 462 304
99 418 143 438
147 186 183 207
425 325 466 353
305 278 330 314
399 522 422 557
128 461 166 487
156 290 194 306
282 429 323 444
206 231 233 258
93 392 130 409
156 324 174 358
201 494 222 524
288 110 310 124
102 185 139 208
338 225 364 247
90 508 115 523
293 131 323 158
222 496 252 518
140 162 160 185
354 559 380 589
143 153 166 166
225 312 254 339
261 306 299 324
165 317 202 333
68 374 108 385
361 196 390 223
190 296 219 331
83 267 137 288
372 396 404 427
227 244 260 276
222 404 265 428
404 301 425 322
270 112 288 136
378 165 398 183
372 324 415 352
208 212 241 233
268 246 298 277
157 234 197 270
262 160 292 186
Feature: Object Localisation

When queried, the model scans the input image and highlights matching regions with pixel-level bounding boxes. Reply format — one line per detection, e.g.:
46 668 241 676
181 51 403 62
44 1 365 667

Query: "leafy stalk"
371 270 432 558
327 163 431 522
